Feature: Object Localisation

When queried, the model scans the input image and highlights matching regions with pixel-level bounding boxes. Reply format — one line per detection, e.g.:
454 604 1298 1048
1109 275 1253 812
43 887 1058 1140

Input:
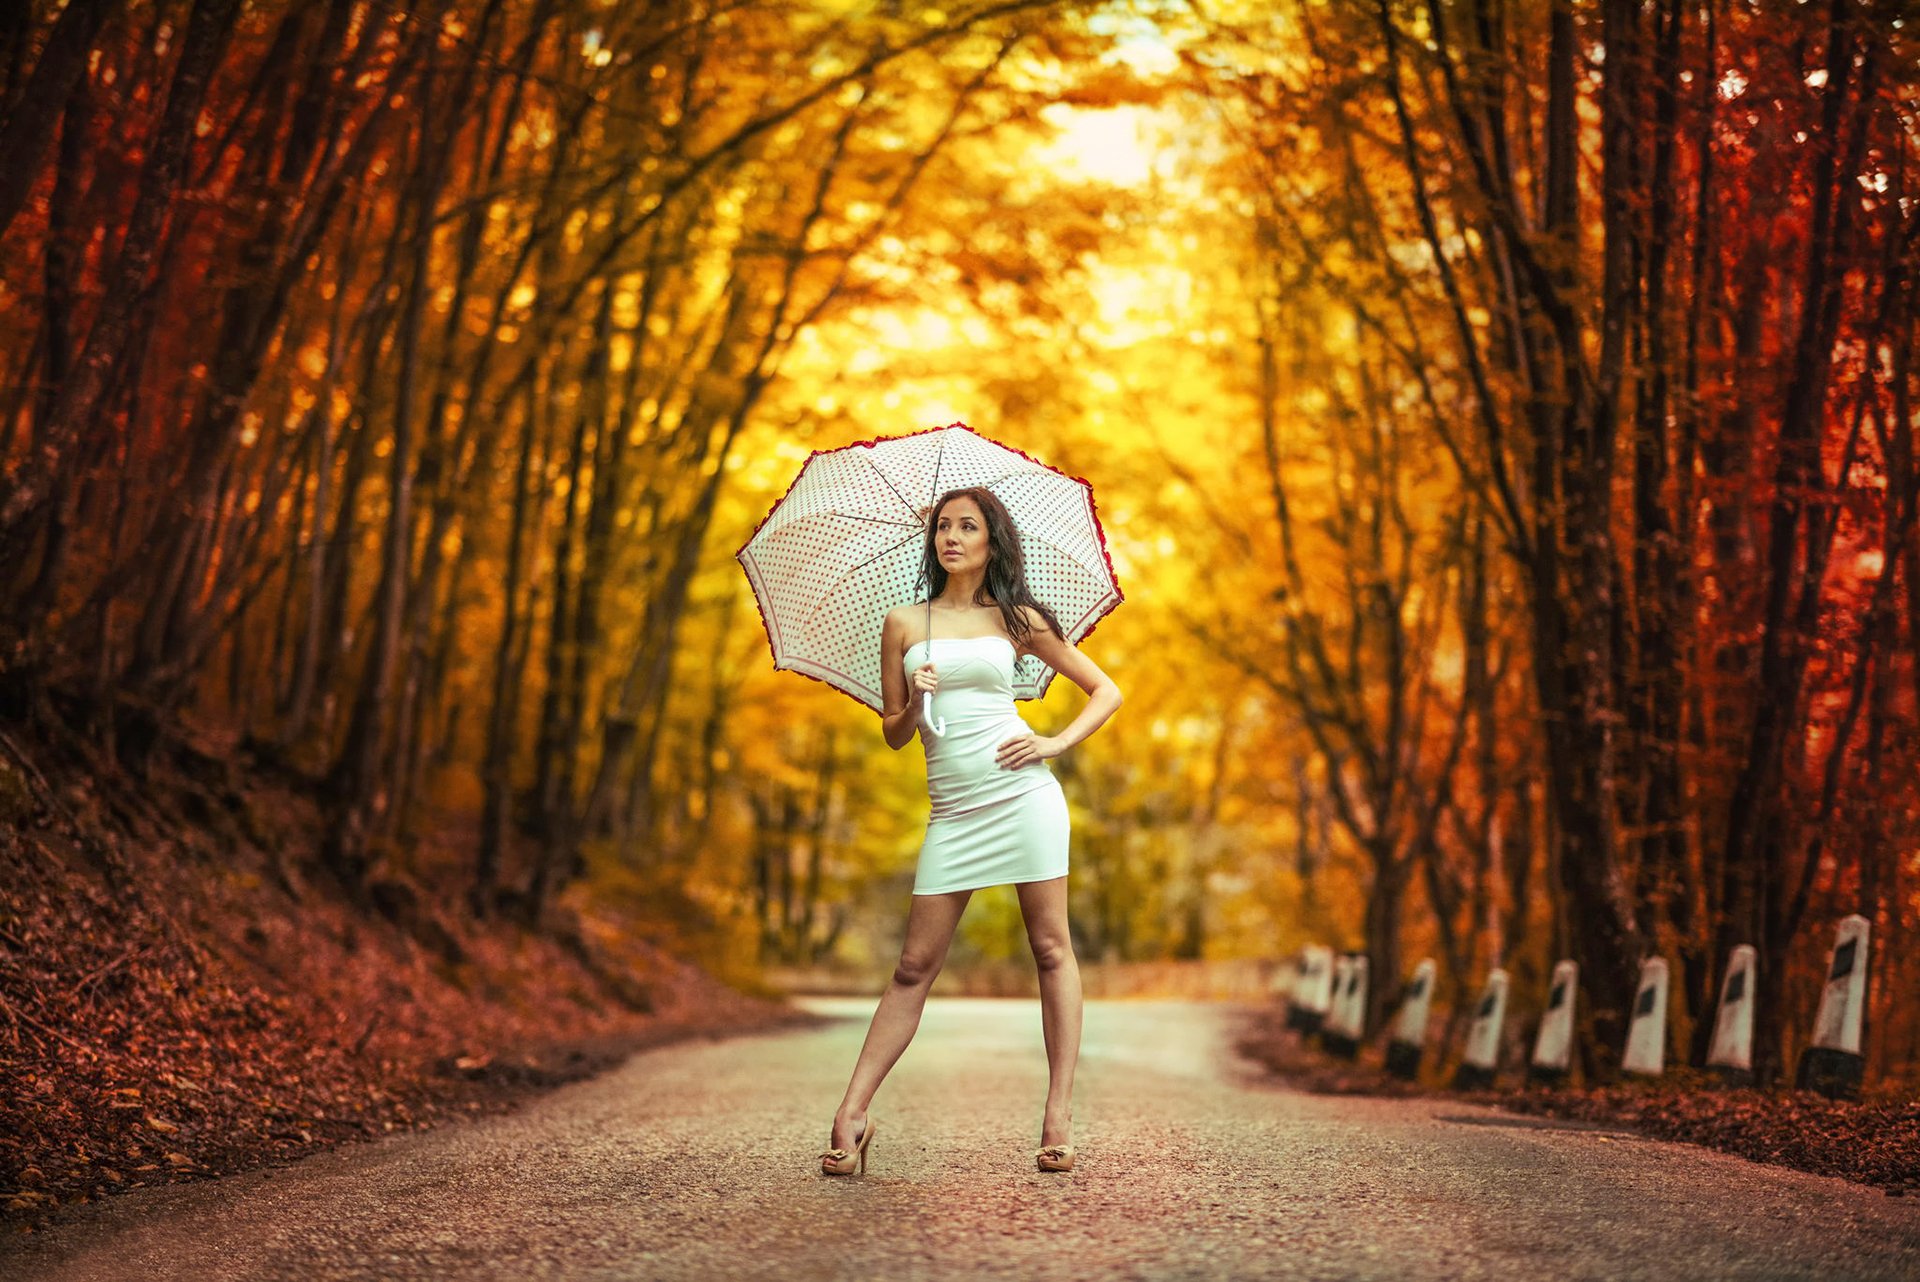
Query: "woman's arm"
878 607 928 751
996 606 1122 767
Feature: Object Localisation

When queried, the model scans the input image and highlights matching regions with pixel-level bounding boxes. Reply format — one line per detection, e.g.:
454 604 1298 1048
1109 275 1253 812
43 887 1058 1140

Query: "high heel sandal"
820 1117 876 1176
1035 1142 1075 1173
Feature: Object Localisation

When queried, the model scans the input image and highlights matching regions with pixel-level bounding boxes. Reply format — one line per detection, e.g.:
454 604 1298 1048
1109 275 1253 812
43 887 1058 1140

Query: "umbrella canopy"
735 421 1123 720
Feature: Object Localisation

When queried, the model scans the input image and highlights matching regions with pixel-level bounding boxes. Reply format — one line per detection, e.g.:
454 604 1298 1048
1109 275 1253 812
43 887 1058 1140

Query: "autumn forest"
3 0 1919 1118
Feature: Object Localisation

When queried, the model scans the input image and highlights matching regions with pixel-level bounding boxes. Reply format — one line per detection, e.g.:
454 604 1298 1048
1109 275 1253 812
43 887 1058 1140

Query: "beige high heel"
1035 1142 1075 1173
820 1116 876 1176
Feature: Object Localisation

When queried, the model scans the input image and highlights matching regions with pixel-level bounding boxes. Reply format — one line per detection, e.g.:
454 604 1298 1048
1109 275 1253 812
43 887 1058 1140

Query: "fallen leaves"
0 722 803 1234
1237 1007 1920 1195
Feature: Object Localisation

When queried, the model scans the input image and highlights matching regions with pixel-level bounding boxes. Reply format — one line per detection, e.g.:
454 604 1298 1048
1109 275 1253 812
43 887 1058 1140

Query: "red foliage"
1235 1007 1920 1195
0 723 805 1233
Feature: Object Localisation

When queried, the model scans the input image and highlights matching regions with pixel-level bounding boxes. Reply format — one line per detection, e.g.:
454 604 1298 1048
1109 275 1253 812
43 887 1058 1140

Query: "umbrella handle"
922 689 948 737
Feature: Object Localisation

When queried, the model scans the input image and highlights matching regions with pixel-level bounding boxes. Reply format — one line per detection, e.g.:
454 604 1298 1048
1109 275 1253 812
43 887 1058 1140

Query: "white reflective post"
1386 959 1435 1080
1323 955 1369 1059
1529 960 1579 1083
1287 944 1335 1033
1622 957 1670 1076
1797 915 1871 1098
1706 945 1757 1083
1454 969 1509 1089
1324 954 1354 1041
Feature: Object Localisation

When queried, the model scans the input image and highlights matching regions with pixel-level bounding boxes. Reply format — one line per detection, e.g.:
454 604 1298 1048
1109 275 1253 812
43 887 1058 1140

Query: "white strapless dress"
905 635 1069 895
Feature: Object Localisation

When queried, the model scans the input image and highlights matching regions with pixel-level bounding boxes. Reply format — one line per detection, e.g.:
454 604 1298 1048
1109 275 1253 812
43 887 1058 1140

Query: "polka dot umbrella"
735 421 1124 736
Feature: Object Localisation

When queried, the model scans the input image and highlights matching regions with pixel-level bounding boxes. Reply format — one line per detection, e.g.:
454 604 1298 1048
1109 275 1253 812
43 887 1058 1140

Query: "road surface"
4 997 1918 1281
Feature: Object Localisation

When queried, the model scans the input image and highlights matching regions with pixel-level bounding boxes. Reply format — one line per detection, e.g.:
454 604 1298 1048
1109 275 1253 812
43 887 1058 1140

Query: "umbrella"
735 421 1123 735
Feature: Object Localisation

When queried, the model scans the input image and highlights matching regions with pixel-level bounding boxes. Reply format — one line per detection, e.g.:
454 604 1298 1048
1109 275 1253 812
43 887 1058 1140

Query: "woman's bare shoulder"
883 606 921 655
1015 604 1059 637
882 606 910 646
1005 604 1051 661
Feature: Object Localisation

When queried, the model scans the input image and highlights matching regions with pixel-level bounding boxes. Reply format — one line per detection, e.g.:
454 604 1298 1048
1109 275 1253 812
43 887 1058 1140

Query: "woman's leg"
1015 874 1080 1148
830 886 972 1151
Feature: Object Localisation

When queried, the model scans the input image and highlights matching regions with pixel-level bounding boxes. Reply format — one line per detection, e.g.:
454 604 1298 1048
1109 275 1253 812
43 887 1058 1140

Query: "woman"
819 486 1123 1177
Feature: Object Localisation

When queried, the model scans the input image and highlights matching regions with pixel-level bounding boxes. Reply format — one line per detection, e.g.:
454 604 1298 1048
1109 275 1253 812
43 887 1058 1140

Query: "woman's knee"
1029 936 1075 972
892 951 943 989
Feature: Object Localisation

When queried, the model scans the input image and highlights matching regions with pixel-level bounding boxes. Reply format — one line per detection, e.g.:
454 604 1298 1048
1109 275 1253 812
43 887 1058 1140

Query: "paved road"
5 997 1918 1281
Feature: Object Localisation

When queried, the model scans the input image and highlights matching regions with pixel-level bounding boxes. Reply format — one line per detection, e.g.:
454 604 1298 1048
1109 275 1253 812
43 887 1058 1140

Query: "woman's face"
934 496 989 577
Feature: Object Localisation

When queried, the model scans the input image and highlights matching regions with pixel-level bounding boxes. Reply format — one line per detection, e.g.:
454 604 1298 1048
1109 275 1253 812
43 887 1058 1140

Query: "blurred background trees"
3 0 1916 1087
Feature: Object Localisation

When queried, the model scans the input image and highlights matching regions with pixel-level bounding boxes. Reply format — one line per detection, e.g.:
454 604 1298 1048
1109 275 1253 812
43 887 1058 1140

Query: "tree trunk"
323 45 448 886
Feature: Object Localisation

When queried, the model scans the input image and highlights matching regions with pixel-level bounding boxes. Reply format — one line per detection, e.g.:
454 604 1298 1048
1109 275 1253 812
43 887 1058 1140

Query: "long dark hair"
916 486 1065 647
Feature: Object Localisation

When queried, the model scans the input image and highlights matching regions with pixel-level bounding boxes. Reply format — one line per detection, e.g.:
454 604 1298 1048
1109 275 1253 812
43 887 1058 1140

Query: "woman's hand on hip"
996 731 1061 769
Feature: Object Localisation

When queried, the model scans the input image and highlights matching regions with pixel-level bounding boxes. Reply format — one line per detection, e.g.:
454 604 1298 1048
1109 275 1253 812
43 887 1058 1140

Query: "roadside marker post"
1706 945 1757 1085
1528 960 1579 1085
1323 955 1369 1060
1386 959 1436 1080
1286 944 1334 1034
1797 915 1871 1100
1622 957 1670 1077
1453 969 1509 1090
